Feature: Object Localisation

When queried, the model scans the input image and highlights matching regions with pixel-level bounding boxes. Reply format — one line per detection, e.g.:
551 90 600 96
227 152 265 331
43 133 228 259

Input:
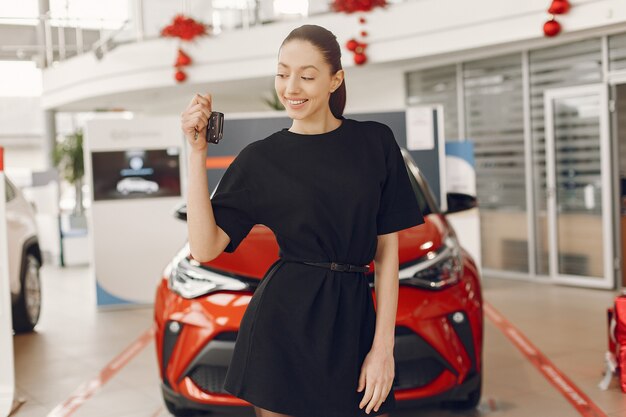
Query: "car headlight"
167 244 248 299
399 235 463 290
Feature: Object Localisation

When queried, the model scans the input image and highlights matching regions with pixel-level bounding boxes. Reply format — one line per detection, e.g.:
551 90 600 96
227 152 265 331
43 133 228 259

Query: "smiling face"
275 39 344 121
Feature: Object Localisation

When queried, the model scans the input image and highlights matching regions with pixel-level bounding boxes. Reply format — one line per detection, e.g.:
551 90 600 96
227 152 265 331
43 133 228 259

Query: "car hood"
189 214 446 280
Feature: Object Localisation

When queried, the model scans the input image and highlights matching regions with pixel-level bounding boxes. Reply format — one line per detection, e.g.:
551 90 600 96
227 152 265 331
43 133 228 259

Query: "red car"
154 149 483 416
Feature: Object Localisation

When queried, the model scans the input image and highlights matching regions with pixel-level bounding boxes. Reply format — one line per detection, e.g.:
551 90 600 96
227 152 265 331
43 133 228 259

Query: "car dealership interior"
2 0 626 416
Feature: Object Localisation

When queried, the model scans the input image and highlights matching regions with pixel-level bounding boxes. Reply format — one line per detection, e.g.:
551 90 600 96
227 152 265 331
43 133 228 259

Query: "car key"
206 111 224 144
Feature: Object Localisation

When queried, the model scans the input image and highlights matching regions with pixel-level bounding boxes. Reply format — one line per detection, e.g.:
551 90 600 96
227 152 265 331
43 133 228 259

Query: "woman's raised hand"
181 93 212 152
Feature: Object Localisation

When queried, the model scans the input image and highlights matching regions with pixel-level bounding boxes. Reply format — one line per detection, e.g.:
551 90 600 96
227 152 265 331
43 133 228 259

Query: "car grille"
186 331 237 393
392 325 450 390
188 365 230 394
184 326 453 394
393 357 445 389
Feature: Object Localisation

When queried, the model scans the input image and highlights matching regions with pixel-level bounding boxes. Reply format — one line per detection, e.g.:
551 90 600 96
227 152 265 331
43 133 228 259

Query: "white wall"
0 97 43 137
0 97 46 173
345 63 406 113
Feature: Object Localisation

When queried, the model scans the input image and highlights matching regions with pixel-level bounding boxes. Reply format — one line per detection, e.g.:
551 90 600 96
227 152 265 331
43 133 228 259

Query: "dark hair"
280 24 346 118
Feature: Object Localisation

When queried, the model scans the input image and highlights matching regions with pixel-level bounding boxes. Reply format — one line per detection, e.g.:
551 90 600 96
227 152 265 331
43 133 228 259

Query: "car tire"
12 253 42 333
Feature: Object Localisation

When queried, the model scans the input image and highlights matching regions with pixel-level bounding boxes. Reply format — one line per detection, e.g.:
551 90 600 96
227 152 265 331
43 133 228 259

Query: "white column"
0 147 16 417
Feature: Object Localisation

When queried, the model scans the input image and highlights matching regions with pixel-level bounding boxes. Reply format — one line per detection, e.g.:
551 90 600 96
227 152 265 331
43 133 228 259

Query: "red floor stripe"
46 327 155 417
484 302 608 417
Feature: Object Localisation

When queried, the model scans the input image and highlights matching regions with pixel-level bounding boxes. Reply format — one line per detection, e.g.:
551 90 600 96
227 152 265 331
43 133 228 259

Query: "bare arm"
186 149 231 262
357 231 398 414
182 93 231 262
372 231 399 352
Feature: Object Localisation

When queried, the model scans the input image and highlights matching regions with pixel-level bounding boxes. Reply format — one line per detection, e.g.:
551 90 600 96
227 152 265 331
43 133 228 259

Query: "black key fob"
206 111 224 144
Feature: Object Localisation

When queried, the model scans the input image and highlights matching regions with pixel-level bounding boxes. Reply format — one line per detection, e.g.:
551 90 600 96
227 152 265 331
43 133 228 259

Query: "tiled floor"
10 264 626 416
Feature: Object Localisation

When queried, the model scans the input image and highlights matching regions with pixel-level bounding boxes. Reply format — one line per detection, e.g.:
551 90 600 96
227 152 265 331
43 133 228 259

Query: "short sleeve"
376 125 425 235
210 159 257 253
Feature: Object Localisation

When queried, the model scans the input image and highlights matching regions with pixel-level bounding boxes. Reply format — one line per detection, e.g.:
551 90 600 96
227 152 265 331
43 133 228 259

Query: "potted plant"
53 129 86 228
262 83 285 110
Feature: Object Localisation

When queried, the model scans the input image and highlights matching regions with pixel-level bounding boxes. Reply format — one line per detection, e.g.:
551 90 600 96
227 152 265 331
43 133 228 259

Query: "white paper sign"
406 106 435 151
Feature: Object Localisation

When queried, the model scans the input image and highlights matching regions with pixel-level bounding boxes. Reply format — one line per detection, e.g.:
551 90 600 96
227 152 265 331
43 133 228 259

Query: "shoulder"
347 118 393 140
347 119 396 155
230 134 276 173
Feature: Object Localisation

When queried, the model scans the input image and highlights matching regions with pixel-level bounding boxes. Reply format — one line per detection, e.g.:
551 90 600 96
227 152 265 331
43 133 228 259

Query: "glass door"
544 84 613 288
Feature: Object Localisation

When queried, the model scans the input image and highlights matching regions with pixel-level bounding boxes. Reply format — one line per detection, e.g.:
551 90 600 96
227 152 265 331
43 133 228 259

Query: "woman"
180 24 424 417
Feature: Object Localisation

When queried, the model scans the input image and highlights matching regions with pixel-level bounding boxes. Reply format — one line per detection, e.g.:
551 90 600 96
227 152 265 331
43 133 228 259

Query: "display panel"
91 148 181 201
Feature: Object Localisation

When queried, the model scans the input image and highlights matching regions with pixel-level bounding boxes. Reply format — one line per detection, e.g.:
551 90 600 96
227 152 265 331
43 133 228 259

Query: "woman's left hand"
357 345 395 414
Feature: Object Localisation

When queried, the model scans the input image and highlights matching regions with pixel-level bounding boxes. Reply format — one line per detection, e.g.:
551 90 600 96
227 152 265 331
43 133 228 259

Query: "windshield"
402 153 438 217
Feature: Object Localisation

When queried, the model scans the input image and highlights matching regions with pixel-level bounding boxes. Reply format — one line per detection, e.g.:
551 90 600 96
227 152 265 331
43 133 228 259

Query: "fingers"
186 109 210 125
185 94 212 129
365 384 382 414
359 377 394 414
181 105 211 132
194 94 211 109
359 376 374 411
188 92 211 106
181 93 213 152
373 382 391 413
357 371 365 392
185 103 211 120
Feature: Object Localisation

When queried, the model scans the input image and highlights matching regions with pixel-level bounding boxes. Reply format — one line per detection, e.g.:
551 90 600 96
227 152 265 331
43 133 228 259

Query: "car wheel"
12 253 42 333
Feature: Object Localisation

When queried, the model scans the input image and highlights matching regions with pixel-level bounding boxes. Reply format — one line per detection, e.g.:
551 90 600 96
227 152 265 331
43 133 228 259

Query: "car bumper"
154 270 482 410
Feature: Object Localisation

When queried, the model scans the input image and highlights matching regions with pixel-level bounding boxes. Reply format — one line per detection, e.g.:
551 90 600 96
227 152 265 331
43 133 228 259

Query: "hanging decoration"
543 18 561 37
160 14 211 83
548 0 571 15
345 37 367 65
175 48 192 67
331 0 388 13
174 69 187 82
543 0 571 38
331 1 388 66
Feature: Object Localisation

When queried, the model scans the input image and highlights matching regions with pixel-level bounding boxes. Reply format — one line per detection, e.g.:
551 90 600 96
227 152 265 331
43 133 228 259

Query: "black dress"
211 117 425 417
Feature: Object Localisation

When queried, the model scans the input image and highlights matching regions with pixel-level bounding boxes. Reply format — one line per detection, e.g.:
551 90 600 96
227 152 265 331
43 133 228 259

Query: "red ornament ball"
354 42 368 54
175 69 187 82
346 38 359 51
548 0 570 15
543 18 561 37
354 53 367 65
175 49 192 66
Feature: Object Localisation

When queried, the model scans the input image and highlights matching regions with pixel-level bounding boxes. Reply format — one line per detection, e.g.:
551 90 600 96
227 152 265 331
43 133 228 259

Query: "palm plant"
262 83 285 110
53 129 85 216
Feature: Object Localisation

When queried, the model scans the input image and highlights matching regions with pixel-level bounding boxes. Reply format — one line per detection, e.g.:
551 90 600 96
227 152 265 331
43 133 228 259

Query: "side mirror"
445 192 477 215
174 203 187 221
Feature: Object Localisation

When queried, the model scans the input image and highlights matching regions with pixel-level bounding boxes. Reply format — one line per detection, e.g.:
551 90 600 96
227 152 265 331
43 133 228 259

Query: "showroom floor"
10 264 626 417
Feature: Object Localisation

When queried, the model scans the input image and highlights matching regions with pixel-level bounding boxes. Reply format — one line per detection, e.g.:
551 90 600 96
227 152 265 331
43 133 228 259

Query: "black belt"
284 259 370 273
